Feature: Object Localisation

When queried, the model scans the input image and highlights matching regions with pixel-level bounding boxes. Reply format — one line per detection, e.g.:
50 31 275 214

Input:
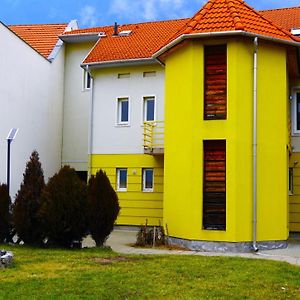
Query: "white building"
0 21 75 196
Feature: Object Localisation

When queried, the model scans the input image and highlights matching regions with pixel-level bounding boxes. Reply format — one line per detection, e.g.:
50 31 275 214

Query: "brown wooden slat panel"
204 45 227 120
203 140 226 230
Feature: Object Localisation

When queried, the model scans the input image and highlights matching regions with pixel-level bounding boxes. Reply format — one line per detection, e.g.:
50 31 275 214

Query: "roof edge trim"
81 58 159 69
59 32 101 43
153 30 300 58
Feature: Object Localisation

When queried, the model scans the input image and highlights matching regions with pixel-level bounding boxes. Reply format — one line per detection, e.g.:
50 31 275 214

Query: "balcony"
143 121 164 155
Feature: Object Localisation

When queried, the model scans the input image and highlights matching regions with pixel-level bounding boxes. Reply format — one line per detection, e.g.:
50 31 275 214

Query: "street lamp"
6 128 18 196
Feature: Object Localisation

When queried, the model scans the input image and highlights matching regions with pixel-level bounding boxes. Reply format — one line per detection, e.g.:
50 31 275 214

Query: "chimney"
113 22 119 36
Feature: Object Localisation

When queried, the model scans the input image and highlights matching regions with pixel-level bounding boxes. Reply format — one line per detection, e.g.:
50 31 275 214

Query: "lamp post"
6 128 18 196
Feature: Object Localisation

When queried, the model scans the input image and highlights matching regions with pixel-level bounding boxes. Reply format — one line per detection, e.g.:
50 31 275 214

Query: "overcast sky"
0 0 299 27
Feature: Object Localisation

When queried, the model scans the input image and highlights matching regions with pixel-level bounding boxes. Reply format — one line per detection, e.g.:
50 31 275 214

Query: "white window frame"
116 97 130 126
83 69 92 90
143 71 156 78
142 168 154 192
292 88 300 134
117 73 130 79
117 168 127 192
143 96 156 122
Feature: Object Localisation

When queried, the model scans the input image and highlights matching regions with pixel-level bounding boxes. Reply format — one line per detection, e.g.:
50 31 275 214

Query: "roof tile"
79 19 188 64
168 0 299 44
9 24 67 59
260 6 300 31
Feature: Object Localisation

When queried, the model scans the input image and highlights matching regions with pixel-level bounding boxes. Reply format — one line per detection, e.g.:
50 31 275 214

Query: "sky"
0 0 299 27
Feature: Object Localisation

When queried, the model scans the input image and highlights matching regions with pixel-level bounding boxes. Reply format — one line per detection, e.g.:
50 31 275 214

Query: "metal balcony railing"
143 121 164 154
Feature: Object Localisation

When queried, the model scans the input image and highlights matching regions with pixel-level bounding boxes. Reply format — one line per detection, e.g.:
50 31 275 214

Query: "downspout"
253 37 259 252
86 65 94 178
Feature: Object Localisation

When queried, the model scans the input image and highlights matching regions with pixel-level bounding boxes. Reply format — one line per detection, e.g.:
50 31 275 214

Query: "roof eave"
59 33 101 43
153 30 300 59
81 58 159 69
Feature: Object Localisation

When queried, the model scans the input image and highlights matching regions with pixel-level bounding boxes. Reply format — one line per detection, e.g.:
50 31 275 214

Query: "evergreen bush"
87 170 120 246
0 184 11 243
39 166 88 248
12 151 45 245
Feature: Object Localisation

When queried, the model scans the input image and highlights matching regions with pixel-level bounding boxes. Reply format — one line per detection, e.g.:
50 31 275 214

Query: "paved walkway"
83 230 300 266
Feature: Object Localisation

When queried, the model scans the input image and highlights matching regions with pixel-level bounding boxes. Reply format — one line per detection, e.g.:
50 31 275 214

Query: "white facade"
62 42 95 170
0 23 65 197
91 64 165 154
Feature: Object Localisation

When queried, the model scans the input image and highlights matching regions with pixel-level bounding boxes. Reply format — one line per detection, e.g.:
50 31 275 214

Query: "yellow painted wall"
290 153 300 231
90 154 164 226
290 79 300 232
164 38 288 242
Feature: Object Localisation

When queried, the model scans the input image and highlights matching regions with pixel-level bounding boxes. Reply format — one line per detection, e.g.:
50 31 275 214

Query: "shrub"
0 184 11 243
39 166 88 248
87 170 120 246
12 151 45 245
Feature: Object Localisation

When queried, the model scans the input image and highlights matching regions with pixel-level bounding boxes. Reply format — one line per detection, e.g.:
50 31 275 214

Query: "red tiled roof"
80 19 188 64
260 6 300 32
169 0 299 43
9 24 68 59
62 25 113 35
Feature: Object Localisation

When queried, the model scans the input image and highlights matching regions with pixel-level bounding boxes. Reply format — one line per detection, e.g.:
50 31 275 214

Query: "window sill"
115 124 130 128
142 189 154 193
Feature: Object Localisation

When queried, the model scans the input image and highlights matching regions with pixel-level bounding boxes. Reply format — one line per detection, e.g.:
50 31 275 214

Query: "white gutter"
153 31 300 59
86 65 94 178
253 37 259 252
59 32 102 43
81 58 158 69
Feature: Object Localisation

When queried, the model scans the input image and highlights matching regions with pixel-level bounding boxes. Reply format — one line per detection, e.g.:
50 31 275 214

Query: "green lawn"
0 245 300 299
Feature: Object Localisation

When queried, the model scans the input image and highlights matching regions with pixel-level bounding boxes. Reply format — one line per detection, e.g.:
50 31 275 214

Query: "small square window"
84 70 92 90
291 90 300 134
117 168 127 191
143 97 155 122
117 98 129 124
296 93 300 132
143 71 156 77
118 73 130 79
142 168 154 192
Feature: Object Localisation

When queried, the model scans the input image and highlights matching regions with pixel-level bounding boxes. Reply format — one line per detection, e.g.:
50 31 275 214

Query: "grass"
0 245 300 299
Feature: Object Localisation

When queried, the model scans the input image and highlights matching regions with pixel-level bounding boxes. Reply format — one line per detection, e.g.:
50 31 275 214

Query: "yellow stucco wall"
290 153 300 231
290 79 300 232
163 38 288 242
90 154 164 226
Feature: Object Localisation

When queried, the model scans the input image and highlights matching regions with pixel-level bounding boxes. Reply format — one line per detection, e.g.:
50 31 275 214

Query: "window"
203 140 226 230
117 98 129 124
118 73 130 79
143 71 156 77
204 45 227 120
292 91 300 134
83 70 92 90
143 97 155 121
142 168 154 191
117 168 127 191
289 168 293 195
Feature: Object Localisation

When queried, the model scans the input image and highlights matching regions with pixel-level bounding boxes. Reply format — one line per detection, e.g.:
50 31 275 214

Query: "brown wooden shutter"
204 45 227 120
203 140 226 230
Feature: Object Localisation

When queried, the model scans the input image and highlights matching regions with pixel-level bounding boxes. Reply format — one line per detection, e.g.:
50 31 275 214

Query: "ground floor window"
142 168 154 192
117 168 127 191
203 140 226 230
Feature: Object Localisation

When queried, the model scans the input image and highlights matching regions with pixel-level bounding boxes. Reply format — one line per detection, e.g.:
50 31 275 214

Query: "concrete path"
86 230 300 267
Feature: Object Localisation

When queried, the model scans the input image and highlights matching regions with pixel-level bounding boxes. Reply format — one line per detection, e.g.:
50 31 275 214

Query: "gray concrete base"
168 237 288 253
